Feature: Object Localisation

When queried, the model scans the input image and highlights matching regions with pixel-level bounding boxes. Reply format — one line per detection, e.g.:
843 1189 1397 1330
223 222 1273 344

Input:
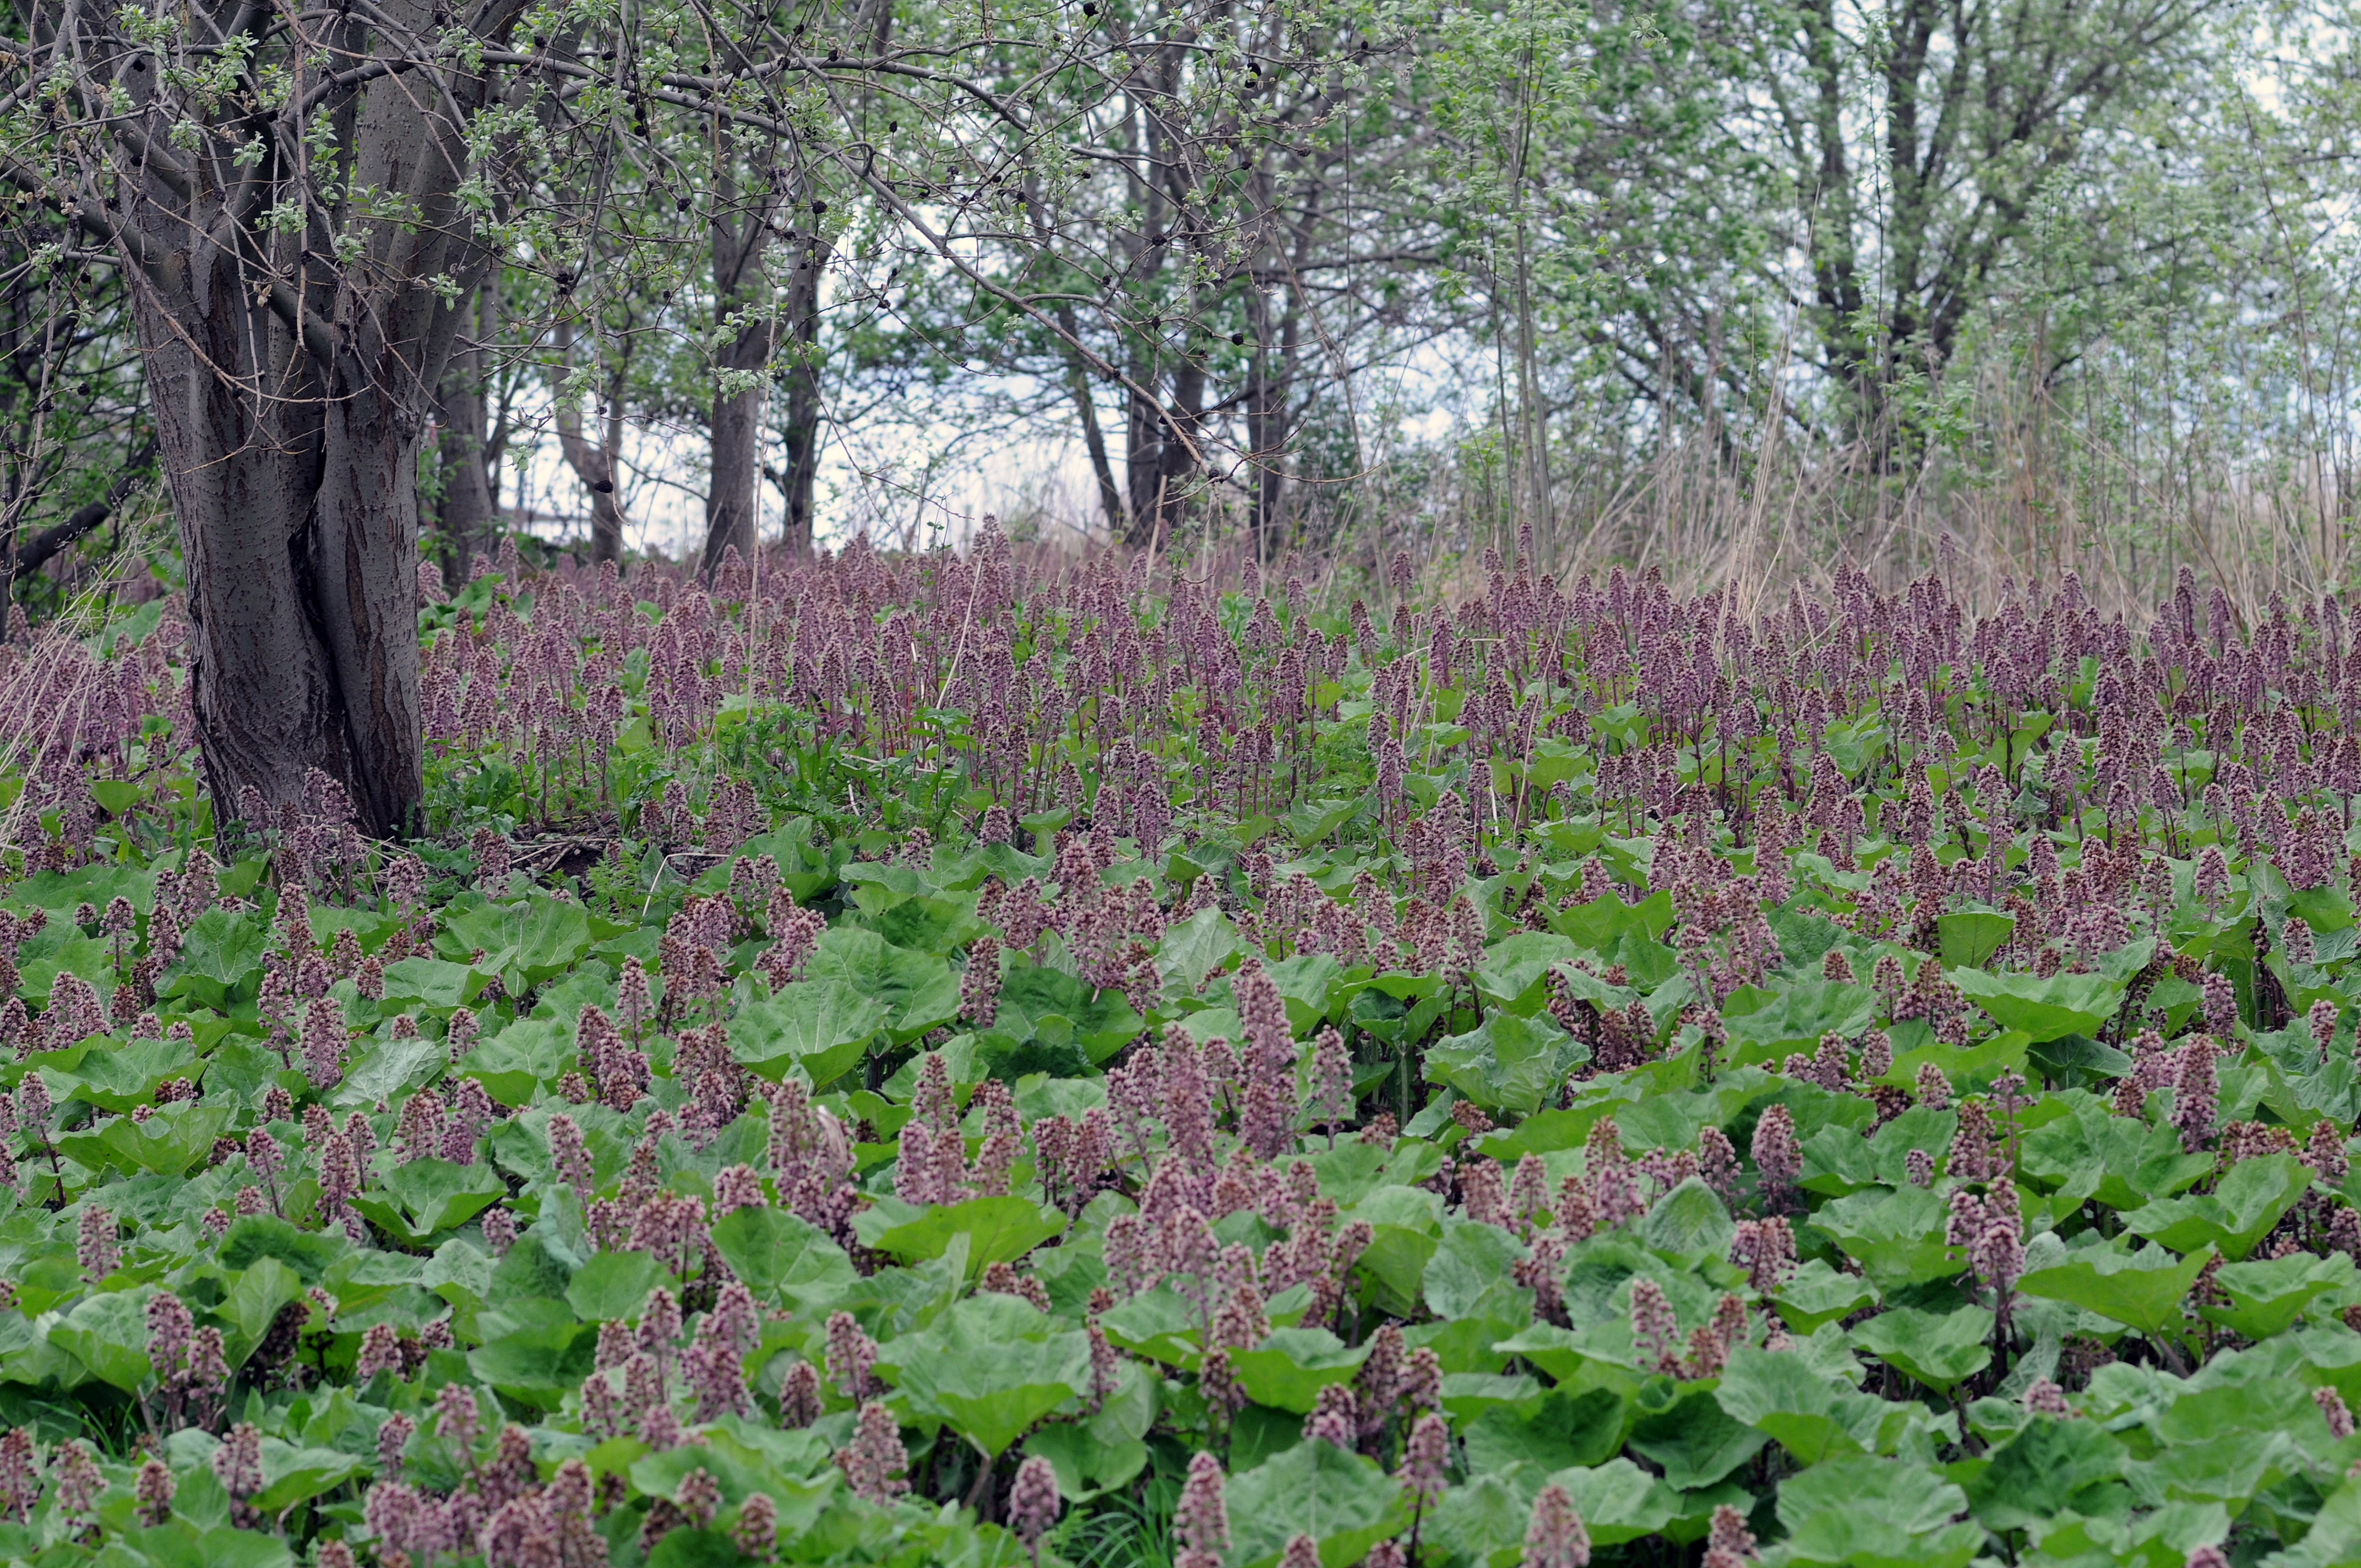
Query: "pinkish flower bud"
1525 1483 1591 1568
77 1204 117 1281
133 1457 175 1526
1305 1382 1358 1448
1750 1105 1800 1194
732 1491 779 1559
1397 1413 1448 1511
833 1402 909 1505
212 1422 263 1498
1007 1455 1063 1549
377 1411 416 1474
1176 1451 1230 1558
357 1322 406 1382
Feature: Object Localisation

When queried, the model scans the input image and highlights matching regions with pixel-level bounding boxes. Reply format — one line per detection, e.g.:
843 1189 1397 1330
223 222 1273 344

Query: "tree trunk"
700 146 778 579
1125 374 1167 546
553 318 629 564
775 259 824 557
436 285 499 576
99 0 518 836
1156 359 1206 542
1245 275 1282 556
1056 303 1125 538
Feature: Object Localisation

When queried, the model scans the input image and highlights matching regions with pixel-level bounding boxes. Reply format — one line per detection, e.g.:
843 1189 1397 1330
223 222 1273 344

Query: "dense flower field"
3 530 2361 1568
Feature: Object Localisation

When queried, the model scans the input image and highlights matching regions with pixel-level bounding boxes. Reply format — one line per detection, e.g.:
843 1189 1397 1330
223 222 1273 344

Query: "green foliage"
13 558 2361 1568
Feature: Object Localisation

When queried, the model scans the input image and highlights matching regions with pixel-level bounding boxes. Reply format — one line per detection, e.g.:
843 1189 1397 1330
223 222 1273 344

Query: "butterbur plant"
7 550 2361 1566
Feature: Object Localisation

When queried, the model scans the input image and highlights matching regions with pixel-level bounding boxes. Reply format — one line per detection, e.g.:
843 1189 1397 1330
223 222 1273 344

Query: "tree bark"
436 284 500 576
553 318 630 564
700 141 780 579
775 259 824 557
1056 303 1125 538
96 0 523 836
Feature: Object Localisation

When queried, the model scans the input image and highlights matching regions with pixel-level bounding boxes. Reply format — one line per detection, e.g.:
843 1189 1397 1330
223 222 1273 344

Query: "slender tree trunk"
1125 374 1167 544
1119 86 1174 549
436 284 499 576
1246 271 1280 555
553 318 629 564
1798 0 1870 435
1057 303 1125 538
775 258 824 557
1156 359 1206 543
700 140 778 579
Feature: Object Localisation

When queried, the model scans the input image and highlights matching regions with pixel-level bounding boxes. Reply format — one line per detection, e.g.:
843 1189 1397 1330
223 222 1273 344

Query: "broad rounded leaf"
1946 967 2125 1043
1225 1436 1408 1567
727 981 889 1086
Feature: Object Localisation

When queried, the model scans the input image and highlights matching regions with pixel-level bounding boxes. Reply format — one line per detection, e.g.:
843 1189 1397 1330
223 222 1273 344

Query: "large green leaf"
1714 1347 1905 1463
467 1321 597 1409
350 1158 508 1245
707 1205 858 1308
49 1284 157 1392
727 981 890 1086
1625 1386 1767 1489
874 1295 1091 1458
1227 1329 1370 1414
850 1195 1067 1268
1639 1177 1736 1264
377 956 484 1012
214 1254 306 1366
2200 1251 2355 1338
803 927 960 1043
460 1017 577 1107
1265 953 1348 1033
1775 1455 1983 1568
1810 1184 1962 1290
859 893 990 957
1475 932 1579 1015
1723 979 1878 1055
1022 1422 1149 1503
739 821 851 903
1154 906 1244 994
2020 1096 2215 1210
1848 1304 1994 1394
993 960 1145 1063
1424 1011 1580 1115
128 1522 292 1568
160 908 266 1008
57 1036 198 1112
2266 1476 2361 1568
1774 1259 1881 1333
1961 1417 2127 1533
1427 1470 1543 1568
335 1036 448 1110
1422 1221 1535 1324
55 1102 232 1177
1461 1385 1626 1474
1552 889 1675 950
563 1250 664 1322
250 1440 369 1512
8 864 155 916
2016 1242 2215 1336
219 1216 349 1284
2121 1153 2309 1259
1223 1435 1407 1567
1945 967 2124 1043
1095 1287 1204 1369
1938 911 2017 970
442 895 595 985
1538 1457 1677 1545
